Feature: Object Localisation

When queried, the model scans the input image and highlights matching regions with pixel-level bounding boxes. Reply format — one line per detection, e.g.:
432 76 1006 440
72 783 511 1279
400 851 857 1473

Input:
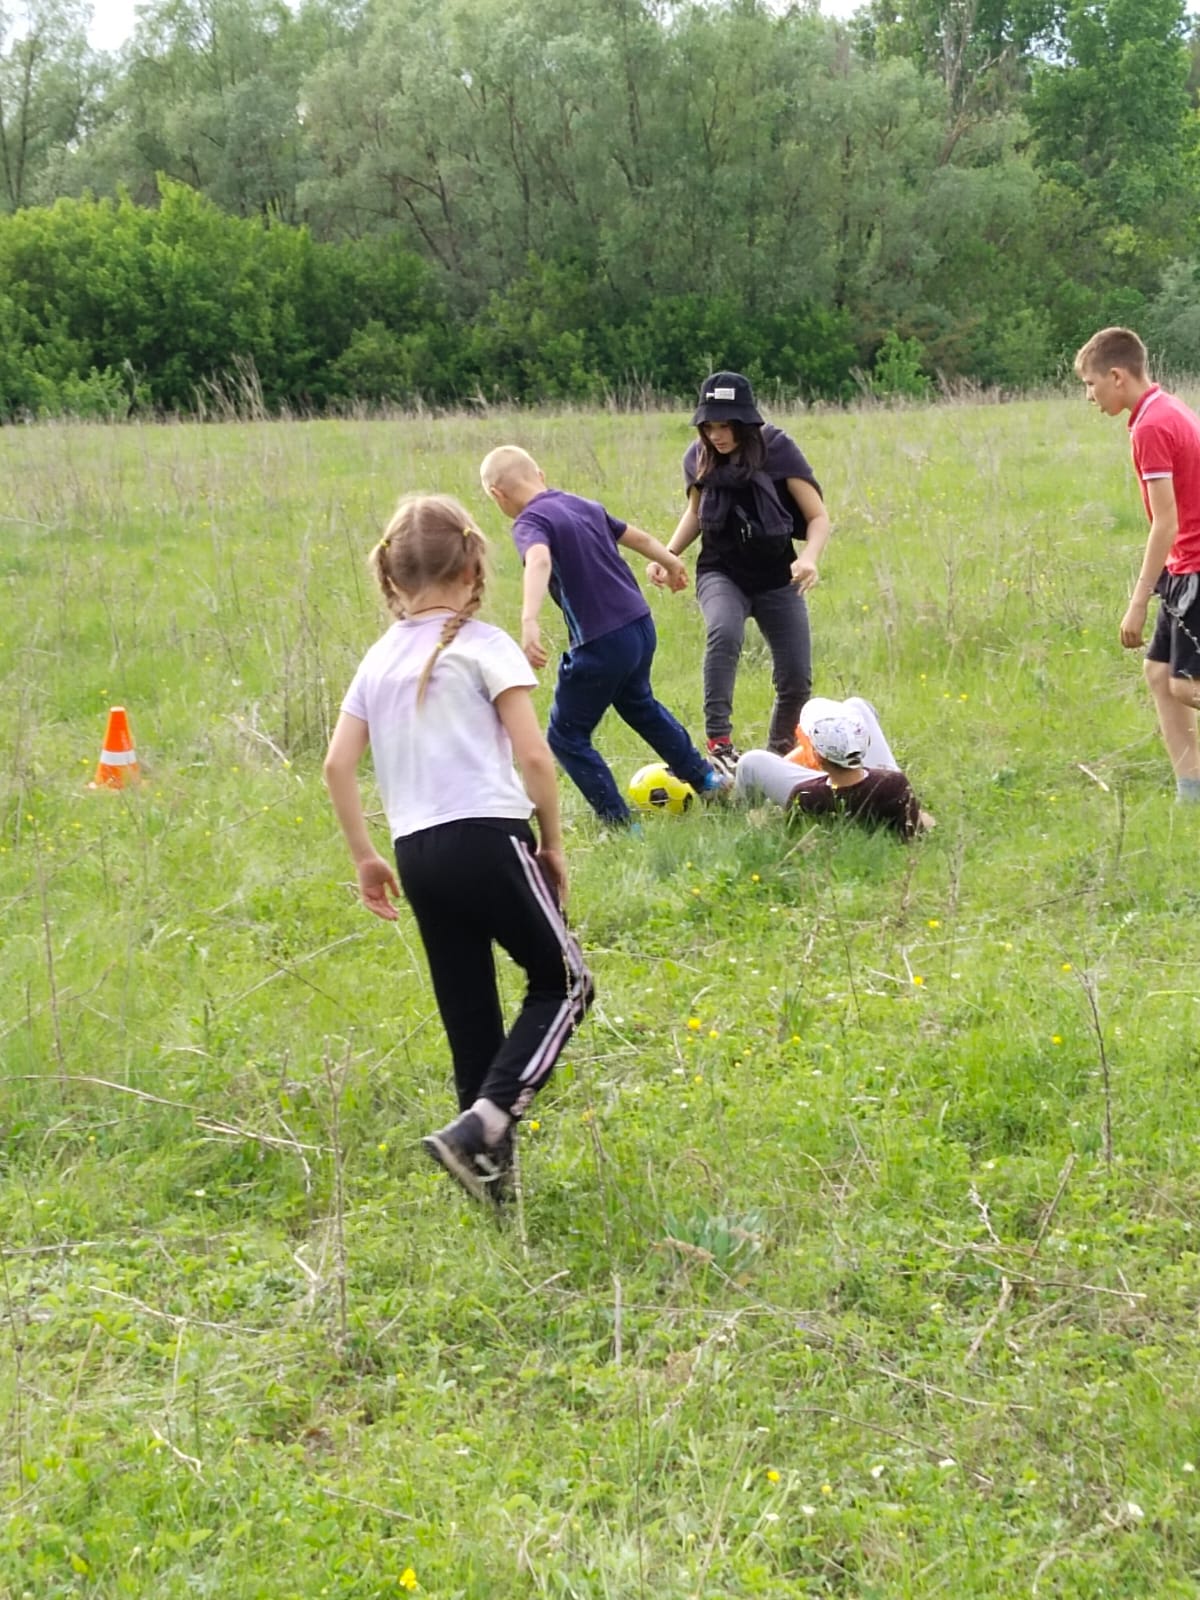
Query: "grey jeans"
696 568 812 752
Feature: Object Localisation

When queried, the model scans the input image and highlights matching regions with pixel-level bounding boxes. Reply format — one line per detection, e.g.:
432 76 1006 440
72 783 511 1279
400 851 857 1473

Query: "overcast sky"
85 0 863 53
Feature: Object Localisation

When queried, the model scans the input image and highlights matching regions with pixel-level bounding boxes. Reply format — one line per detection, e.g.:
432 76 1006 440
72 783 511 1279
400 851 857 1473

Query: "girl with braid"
324 493 594 1206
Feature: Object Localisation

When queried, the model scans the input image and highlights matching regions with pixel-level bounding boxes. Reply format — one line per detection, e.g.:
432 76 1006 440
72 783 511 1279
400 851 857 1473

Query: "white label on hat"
709 387 737 400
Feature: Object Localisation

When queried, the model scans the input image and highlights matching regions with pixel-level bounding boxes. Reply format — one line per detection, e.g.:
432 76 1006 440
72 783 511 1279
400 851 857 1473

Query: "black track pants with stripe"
394 818 594 1119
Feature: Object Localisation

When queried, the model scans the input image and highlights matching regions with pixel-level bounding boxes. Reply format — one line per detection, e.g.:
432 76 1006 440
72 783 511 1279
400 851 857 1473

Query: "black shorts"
1146 572 1200 679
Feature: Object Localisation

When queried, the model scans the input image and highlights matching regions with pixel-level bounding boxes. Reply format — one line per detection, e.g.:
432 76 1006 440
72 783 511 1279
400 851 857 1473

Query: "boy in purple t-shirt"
481 445 728 826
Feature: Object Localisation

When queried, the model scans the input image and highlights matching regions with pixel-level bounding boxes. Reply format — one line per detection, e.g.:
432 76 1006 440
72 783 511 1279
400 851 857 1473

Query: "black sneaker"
490 1125 515 1210
421 1111 509 1204
706 737 741 779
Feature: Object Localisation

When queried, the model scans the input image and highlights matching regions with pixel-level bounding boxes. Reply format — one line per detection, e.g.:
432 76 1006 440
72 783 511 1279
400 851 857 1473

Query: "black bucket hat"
690 371 763 426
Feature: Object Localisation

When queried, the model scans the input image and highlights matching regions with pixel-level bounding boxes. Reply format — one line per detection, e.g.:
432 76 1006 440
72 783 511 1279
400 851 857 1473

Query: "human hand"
646 561 670 588
357 853 400 920
537 845 568 907
1119 600 1148 650
522 618 548 669
791 555 819 594
663 554 689 593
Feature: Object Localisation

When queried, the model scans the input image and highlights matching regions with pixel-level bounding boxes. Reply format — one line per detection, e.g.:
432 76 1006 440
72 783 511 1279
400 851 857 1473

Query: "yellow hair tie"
376 535 389 554
462 526 472 540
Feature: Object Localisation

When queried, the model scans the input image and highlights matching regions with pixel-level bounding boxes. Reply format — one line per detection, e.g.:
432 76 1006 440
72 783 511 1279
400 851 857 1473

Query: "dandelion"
1061 962 1073 972
708 1028 720 1039
1051 1035 1062 1046
693 1074 703 1085
750 872 761 883
820 1483 832 1496
927 918 940 928
766 1469 781 1483
912 975 924 986
377 1142 388 1154
398 1570 420 1592
528 1119 540 1132
959 693 968 701
687 1017 702 1031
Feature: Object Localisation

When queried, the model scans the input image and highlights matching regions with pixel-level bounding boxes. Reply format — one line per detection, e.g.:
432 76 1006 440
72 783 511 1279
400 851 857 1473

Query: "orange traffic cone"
89 706 141 790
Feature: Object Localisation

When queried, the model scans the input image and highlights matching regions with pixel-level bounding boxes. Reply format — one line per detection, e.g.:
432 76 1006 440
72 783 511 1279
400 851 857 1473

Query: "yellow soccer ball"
627 762 696 815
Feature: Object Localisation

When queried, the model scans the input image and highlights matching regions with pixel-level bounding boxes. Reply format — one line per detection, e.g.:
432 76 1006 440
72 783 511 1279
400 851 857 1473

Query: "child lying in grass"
735 696 934 841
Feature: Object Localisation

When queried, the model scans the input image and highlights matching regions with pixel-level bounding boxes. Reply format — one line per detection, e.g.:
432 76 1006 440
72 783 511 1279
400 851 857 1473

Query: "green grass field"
3 397 1199 1599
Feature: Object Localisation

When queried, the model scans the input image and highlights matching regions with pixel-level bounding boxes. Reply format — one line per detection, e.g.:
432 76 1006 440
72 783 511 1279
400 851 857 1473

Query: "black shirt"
683 425 821 596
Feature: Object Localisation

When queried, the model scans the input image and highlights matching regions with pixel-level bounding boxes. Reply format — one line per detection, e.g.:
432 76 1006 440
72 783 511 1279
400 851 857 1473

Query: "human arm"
322 712 401 920
520 542 554 668
619 523 688 591
787 479 830 595
495 684 567 905
648 490 702 587
1121 476 1177 648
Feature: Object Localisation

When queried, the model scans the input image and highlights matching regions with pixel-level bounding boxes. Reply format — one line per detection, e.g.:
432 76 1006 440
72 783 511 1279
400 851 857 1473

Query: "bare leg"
1145 659 1200 780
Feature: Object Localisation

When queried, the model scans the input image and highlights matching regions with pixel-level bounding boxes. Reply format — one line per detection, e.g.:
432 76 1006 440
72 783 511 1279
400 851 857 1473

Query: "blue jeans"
548 613 709 824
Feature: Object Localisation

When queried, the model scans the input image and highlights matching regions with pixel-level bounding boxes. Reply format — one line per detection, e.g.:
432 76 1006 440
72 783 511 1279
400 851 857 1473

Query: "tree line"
2 0 1199 418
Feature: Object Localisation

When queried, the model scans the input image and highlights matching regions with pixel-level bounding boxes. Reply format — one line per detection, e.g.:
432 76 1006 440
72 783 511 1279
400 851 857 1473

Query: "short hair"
480 444 542 493
1074 327 1148 379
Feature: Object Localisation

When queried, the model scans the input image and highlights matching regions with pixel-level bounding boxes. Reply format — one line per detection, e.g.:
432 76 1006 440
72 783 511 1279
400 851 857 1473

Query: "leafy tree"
0 0 102 209
1028 0 1197 267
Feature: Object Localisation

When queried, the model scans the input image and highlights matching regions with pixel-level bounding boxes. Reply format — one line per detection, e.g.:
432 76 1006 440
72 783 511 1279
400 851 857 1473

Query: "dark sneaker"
421 1111 510 1204
706 737 741 779
490 1125 515 1209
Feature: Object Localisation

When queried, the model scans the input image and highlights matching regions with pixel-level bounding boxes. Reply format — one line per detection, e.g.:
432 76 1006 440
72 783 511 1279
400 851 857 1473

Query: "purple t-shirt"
511 488 649 647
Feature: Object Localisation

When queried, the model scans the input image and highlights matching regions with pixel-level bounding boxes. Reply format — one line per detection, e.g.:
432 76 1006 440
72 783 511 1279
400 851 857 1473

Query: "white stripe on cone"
100 748 138 765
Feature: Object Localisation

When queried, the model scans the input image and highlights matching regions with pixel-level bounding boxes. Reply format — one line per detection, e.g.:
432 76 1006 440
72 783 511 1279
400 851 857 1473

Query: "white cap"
807 712 868 767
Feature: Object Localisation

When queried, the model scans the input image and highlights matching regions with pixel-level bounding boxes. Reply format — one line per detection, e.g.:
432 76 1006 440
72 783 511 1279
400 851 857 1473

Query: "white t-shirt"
340 616 537 840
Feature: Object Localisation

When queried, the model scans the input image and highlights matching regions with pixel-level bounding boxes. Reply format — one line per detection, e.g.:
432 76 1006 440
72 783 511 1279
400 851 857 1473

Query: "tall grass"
2 399 1198 1598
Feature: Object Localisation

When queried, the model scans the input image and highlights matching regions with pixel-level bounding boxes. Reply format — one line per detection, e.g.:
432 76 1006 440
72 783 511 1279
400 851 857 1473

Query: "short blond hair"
480 444 542 493
1074 327 1148 380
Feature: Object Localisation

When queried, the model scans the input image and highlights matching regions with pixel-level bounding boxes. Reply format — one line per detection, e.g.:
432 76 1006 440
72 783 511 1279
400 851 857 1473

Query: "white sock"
470 1097 510 1143
1177 776 1200 803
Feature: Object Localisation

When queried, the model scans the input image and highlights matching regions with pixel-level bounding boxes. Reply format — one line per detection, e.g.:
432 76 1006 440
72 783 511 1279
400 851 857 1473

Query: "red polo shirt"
1128 384 1200 573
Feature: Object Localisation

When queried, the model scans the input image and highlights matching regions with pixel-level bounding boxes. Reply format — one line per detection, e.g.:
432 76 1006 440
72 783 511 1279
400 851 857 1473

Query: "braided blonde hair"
370 493 489 705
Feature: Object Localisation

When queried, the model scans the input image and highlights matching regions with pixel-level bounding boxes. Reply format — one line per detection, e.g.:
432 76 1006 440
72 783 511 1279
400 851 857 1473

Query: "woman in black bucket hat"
648 371 831 774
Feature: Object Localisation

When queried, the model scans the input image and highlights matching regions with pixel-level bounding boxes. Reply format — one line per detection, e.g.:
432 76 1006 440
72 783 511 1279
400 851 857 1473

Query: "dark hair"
695 420 766 481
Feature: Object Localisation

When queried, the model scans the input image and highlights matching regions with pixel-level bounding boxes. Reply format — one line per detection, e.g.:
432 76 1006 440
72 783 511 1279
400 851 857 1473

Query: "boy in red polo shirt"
1075 326 1200 802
